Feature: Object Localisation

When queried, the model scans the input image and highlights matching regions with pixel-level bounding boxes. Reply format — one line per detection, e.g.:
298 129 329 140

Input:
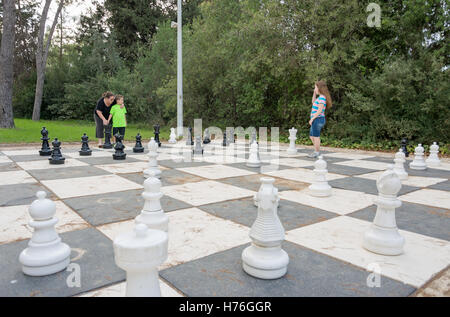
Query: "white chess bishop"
144 138 161 179
247 141 261 168
309 156 332 197
169 128 177 144
136 171 169 232
287 127 298 155
242 177 289 279
114 224 168 297
363 165 405 256
19 192 71 276
426 142 441 167
393 149 408 180
409 144 427 170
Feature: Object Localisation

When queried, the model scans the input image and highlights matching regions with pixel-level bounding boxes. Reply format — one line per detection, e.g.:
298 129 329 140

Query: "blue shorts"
310 117 326 137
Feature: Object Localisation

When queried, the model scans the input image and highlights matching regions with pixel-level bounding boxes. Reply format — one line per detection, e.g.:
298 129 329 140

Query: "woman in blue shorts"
308 81 333 158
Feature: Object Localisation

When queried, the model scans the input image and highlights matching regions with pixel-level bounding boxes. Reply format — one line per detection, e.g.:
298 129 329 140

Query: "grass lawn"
0 119 171 144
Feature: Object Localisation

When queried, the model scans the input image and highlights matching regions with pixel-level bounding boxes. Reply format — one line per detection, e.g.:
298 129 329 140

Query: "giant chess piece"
49 138 65 165
409 144 427 170
113 134 127 160
193 136 204 155
250 130 258 145
39 127 52 156
400 138 409 158
393 149 408 180
114 224 168 297
222 132 228 147
363 165 405 256
287 127 298 155
242 177 289 279
103 124 113 149
203 128 211 144
227 128 235 144
247 142 261 168
79 133 92 156
169 128 177 144
133 133 145 153
154 124 162 147
136 171 169 232
309 155 332 197
186 127 194 146
19 192 71 276
426 142 441 168
144 138 161 179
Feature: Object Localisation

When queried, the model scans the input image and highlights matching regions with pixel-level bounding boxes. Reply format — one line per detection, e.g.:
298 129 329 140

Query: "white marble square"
41 174 143 199
324 152 376 160
358 171 447 188
399 189 450 210
194 155 247 165
263 167 347 184
0 157 12 164
77 280 183 297
96 162 167 174
429 162 450 171
0 170 36 186
276 158 315 168
1 149 39 156
130 153 184 162
277 152 309 158
16 158 88 171
161 180 256 206
177 164 256 180
286 216 450 288
334 159 390 171
0 201 89 245
279 188 376 215
98 208 251 270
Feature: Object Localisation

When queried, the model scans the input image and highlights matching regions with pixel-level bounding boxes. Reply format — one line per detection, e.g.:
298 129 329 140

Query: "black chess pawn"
103 124 113 149
203 129 211 144
223 132 228 147
154 125 162 147
113 134 127 160
189 127 194 145
49 138 65 165
79 133 92 156
39 127 52 156
133 133 145 153
400 138 409 157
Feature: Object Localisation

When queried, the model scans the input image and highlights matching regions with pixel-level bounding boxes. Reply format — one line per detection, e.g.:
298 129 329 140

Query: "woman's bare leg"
314 137 321 153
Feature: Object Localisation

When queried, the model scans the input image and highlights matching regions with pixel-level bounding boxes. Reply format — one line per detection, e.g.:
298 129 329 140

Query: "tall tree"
0 0 16 128
32 0 65 121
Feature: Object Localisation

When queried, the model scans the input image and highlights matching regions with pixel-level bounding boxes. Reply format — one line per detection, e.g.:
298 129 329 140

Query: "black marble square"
27 166 112 181
329 177 420 196
218 174 309 192
77 156 140 165
0 183 56 207
120 169 205 187
304 163 379 176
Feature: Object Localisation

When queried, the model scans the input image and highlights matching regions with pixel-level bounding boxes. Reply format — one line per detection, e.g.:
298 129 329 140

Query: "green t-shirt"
110 105 127 128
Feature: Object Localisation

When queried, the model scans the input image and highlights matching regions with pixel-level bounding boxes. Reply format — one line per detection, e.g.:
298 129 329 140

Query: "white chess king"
169 128 177 144
363 166 405 256
426 142 441 167
144 138 161 179
393 149 408 180
409 144 427 170
287 127 298 155
309 155 332 197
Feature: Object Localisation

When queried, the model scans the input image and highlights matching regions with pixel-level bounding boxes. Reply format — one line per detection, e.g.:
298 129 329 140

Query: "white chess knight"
409 144 427 170
309 156 332 197
136 171 169 232
144 138 161 179
363 165 405 256
426 142 441 167
169 128 177 144
247 141 261 168
242 177 289 279
287 127 298 155
393 149 408 180
19 192 71 276
114 224 168 297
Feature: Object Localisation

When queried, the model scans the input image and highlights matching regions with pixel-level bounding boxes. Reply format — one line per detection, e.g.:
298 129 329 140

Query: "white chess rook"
426 142 441 167
247 142 261 168
393 149 408 180
363 165 405 256
287 127 298 155
114 224 168 297
136 171 169 232
409 144 427 170
309 156 332 197
169 128 177 144
144 138 161 179
242 177 289 279
19 192 71 276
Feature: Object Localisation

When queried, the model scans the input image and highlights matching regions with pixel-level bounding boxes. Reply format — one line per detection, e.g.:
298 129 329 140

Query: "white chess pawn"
19 192 71 276
136 171 169 232
169 128 177 144
287 127 298 155
242 177 289 279
409 144 427 170
393 149 408 180
144 138 161 179
247 142 261 168
363 165 405 256
309 156 332 197
426 142 441 167
114 224 168 297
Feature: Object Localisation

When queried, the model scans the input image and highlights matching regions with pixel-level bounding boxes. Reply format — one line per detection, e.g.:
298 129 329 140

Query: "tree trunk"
0 0 16 129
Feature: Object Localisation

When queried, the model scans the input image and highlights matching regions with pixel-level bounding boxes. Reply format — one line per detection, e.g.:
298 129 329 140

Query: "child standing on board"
308 81 333 158
110 95 127 142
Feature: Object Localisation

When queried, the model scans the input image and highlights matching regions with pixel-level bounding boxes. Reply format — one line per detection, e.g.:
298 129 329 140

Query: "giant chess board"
0 140 449 297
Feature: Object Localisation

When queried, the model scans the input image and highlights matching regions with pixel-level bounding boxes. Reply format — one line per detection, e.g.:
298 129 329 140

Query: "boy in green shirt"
110 95 127 142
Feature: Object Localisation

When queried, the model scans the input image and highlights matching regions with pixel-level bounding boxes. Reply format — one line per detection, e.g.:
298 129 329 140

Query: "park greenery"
0 0 449 152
